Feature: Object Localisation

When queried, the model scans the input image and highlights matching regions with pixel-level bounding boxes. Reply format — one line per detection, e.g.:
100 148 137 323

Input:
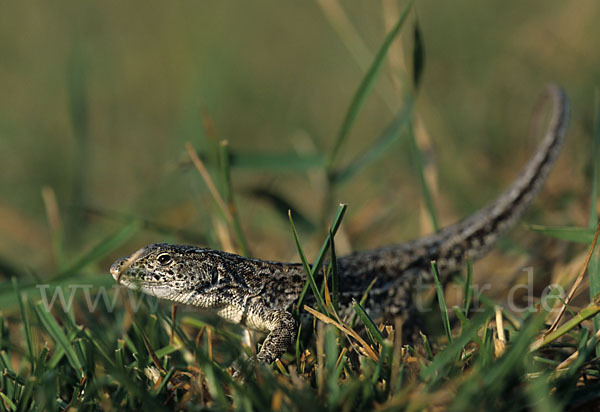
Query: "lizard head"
110 243 226 307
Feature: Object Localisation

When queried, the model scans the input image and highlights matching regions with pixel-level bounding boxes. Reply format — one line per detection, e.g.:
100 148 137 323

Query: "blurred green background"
0 0 598 285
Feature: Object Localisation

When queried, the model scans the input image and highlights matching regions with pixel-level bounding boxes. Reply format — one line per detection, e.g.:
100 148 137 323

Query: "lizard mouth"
115 277 180 300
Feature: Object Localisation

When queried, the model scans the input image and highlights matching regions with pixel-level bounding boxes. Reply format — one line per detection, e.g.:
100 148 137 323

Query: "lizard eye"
157 253 173 266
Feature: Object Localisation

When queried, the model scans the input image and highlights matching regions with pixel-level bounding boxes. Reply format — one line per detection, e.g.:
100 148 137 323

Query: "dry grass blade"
323 266 334 310
495 307 506 343
170 305 177 345
335 347 348 370
185 141 233 225
41 186 63 234
115 247 146 284
555 327 600 370
140 333 168 374
494 306 506 357
316 0 372 72
42 186 65 267
546 222 600 334
530 301 600 351
194 326 206 365
304 305 379 361
207 327 213 361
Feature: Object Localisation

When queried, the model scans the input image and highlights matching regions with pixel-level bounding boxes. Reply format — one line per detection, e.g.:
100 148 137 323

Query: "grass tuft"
1 2 599 410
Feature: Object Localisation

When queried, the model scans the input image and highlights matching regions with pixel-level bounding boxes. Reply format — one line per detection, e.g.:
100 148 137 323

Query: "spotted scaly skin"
110 85 570 365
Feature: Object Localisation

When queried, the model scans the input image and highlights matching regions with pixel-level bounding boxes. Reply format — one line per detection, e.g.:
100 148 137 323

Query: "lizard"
110 85 570 364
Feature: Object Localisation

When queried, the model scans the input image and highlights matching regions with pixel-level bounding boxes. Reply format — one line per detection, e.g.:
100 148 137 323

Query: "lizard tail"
433 84 570 272
342 85 570 283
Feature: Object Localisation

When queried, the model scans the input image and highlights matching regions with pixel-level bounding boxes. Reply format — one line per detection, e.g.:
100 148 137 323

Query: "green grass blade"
12 279 35 365
481 303 558 387
450 309 550 410
55 220 140 281
0 274 115 310
230 151 325 171
420 331 434 360
16 377 35 412
350 277 378 328
567 333 598 380
589 89 600 228
154 344 180 359
2 369 26 386
420 307 493 380
84 206 209 244
525 371 562 412
431 261 452 342
295 204 347 313
0 323 16 398
452 306 467 327
83 330 114 367
325 325 341 398
412 19 425 89
219 140 250 256
295 322 303 369
592 248 600 356
34 301 84 377
250 188 316 232
526 225 595 243
451 307 484 348
190 150 325 172
203 364 231 410
153 367 175 396
115 339 125 370
328 0 414 167
331 100 414 184
463 259 473 317
0 392 16 412
530 301 600 351
310 204 347 272
589 89 600 350
352 299 385 347
289 210 327 314
329 229 339 311
66 47 90 236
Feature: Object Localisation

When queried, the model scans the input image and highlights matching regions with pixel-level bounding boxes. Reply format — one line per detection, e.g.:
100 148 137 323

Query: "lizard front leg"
253 309 297 364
